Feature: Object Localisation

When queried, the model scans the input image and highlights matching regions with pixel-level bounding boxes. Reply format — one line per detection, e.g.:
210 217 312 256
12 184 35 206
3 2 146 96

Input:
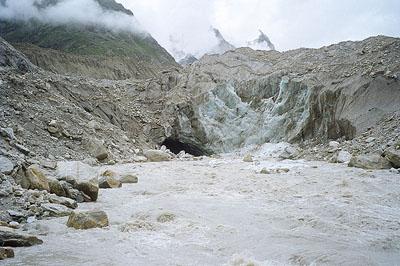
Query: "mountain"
178 54 198 66
247 30 276 51
0 0 179 79
207 28 236 55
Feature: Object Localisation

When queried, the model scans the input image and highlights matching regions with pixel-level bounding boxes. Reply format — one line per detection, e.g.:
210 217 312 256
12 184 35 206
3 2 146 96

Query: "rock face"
384 148 400 168
0 37 35 72
67 211 109 230
143 150 172 162
348 154 392 169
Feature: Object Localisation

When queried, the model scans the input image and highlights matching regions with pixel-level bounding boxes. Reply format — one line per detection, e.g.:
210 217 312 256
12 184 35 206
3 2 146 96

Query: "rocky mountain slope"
1 35 399 161
0 0 179 80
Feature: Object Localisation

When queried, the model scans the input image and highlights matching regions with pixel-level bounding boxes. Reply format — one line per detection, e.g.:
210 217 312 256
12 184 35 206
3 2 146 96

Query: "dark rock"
0 247 14 260
76 179 99 201
0 228 43 247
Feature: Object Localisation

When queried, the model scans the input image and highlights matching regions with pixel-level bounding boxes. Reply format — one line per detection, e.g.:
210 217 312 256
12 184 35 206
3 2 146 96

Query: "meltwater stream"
5 156 400 265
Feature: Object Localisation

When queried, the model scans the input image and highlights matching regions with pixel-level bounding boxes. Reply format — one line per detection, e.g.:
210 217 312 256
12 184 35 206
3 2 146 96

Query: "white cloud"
120 0 400 56
0 0 145 34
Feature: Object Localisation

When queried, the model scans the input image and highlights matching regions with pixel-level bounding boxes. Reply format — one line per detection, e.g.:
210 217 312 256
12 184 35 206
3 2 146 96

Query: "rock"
14 144 30 155
8 222 20 229
66 211 109 230
0 227 43 246
120 174 138 184
143 150 171 162
132 155 147 162
48 194 77 209
0 247 14 260
243 154 253 162
157 212 176 223
365 137 376 143
0 156 13 174
260 168 271 174
85 138 109 161
384 148 400 168
98 176 121 189
0 127 14 140
76 179 99 201
41 203 73 217
348 154 392 170
336 150 352 163
101 170 117 178
25 165 50 191
329 141 340 149
48 178 67 197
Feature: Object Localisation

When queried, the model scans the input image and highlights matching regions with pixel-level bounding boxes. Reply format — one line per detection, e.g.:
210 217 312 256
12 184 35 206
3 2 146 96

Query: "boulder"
336 150 352 163
0 156 13 175
243 154 253 162
76 179 99 201
25 165 50 191
0 247 14 260
66 211 109 230
41 203 73 217
85 138 109 161
143 150 171 162
120 174 138 184
384 148 400 168
98 176 121 189
48 194 77 209
0 227 43 247
348 154 392 170
48 178 67 197
101 169 117 178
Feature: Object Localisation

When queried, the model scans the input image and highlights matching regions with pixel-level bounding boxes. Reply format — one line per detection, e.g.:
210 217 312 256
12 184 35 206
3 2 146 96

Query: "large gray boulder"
348 154 392 170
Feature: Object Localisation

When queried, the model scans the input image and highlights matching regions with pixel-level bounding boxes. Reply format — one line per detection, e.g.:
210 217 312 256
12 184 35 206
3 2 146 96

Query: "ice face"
178 76 313 153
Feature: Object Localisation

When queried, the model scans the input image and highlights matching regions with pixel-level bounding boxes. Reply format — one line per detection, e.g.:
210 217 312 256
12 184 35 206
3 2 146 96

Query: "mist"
0 0 144 34
120 0 400 58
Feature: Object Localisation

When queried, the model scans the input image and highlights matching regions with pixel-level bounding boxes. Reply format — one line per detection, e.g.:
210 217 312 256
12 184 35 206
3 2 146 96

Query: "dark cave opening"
161 138 206 157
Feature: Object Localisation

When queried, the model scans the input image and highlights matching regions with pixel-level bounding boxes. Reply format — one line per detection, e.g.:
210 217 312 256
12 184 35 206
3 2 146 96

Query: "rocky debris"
383 148 400 168
119 174 138 184
243 154 253 162
0 247 14 260
84 138 109 161
348 154 392 170
48 178 67 197
259 168 290 174
66 211 109 230
143 150 171 162
25 165 50 192
0 36 36 72
157 212 176 223
0 227 43 247
0 156 13 174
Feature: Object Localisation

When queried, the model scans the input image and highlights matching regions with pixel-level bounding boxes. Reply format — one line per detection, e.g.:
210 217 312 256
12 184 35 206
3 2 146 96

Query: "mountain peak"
247 30 276 51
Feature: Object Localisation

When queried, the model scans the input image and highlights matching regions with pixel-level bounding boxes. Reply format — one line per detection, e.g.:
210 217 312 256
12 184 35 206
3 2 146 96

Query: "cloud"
0 0 145 34
120 0 400 56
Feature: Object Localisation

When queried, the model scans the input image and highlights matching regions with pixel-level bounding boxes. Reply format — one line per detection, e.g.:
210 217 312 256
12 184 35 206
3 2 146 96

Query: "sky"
1 0 399 60
119 0 400 57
